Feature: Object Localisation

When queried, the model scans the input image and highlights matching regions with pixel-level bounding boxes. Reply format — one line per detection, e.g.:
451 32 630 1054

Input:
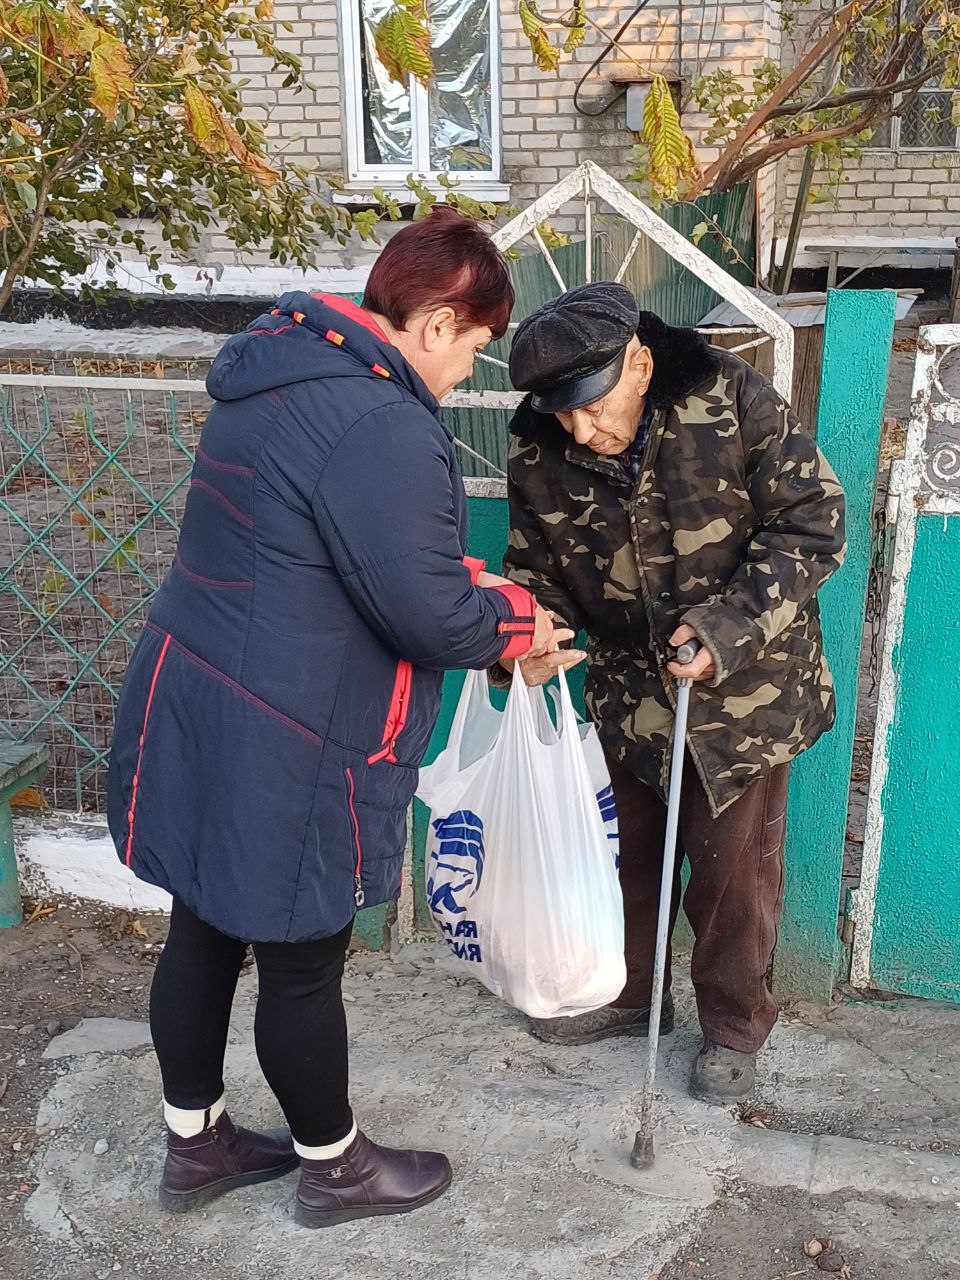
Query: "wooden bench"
804 236 960 320
0 741 50 927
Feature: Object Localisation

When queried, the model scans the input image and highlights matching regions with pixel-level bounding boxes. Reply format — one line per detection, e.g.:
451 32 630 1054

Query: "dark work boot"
529 992 675 1046
295 1130 452 1228
159 1112 298 1213
689 1041 757 1105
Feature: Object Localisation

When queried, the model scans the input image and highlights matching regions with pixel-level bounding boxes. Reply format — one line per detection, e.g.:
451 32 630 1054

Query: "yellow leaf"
184 84 228 155
537 220 571 249
641 74 700 199
184 89 280 189
63 1 101 56
0 66 9 109
531 27 561 72
11 786 46 810
220 115 280 189
563 0 585 53
374 0 433 87
177 41 203 79
255 0 274 16
0 207 9 232
88 33 137 121
519 0 542 40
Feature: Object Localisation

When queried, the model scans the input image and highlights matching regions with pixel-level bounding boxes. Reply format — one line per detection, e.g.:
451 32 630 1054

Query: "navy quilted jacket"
107 293 534 942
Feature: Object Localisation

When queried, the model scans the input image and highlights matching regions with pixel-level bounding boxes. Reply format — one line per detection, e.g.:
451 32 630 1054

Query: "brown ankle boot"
159 1111 298 1213
295 1130 452 1228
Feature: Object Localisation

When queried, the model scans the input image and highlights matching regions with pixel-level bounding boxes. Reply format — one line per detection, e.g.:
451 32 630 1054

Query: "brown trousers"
607 755 790 1053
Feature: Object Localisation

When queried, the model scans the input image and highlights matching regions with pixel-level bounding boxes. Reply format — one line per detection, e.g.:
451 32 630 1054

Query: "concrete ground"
3 913 960 1280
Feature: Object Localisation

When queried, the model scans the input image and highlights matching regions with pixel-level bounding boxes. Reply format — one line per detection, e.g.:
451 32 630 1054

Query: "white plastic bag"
416 666 626 1018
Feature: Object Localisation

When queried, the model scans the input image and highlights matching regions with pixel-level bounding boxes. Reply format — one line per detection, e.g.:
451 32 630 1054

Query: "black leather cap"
509 282 641 414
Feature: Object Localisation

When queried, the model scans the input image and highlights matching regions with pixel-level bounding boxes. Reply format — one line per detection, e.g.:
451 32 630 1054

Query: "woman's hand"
501 608 586 687
476 569 512 589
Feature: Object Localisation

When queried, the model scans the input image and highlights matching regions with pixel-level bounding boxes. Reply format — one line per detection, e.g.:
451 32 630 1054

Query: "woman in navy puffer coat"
107 209 562 1227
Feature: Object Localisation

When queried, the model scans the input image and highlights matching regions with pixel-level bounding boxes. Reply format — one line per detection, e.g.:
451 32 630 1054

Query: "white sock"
294 1120 358 1162
164 1093 226 1139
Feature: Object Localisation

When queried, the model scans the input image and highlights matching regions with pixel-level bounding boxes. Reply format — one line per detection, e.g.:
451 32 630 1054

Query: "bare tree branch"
767 59 947 120
688 0 886 197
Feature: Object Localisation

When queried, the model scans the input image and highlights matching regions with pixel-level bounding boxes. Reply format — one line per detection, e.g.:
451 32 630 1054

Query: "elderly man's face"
554 338 654 457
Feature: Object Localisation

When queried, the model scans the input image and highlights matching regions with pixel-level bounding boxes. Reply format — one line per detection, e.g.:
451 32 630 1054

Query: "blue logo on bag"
427 810 484 963
596 784 620 869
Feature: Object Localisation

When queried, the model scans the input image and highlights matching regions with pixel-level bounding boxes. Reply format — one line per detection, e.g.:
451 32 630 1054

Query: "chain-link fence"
0 363 210 810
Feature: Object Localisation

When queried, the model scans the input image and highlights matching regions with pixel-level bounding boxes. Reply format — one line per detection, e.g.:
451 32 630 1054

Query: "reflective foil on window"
359 0 413 165
427 0 493 171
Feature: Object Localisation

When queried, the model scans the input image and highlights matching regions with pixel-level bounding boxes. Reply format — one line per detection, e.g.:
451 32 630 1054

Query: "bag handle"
446 669 495 755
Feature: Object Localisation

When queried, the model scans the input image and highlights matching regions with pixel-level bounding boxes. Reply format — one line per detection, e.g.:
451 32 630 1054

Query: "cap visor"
529 348 627 415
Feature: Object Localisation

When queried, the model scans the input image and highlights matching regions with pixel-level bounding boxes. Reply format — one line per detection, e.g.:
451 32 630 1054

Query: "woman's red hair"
363 206 514 340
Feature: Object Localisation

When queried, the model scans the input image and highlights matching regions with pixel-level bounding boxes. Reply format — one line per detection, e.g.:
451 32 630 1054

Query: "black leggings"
149 899 354 1148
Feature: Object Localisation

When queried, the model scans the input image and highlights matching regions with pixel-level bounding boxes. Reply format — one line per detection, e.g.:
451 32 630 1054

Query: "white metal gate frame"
445 162 795 492
851 323 960 988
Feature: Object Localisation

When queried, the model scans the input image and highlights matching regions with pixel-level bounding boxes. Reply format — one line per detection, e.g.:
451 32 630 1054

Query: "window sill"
333 178 512 206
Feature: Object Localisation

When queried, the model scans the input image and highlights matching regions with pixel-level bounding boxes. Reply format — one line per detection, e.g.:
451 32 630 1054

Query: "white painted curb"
13 815 171 914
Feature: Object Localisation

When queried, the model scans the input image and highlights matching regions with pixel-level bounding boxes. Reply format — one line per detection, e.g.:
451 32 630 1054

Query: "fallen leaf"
845 830 864 844
23 902 57 925
738 1102 777 1127
0 1076 7 1103
101 909 149 941
11 787 45 810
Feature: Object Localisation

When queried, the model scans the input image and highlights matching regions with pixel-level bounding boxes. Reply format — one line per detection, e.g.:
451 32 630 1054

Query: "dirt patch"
0 901 164 1247
657 1183 960 1280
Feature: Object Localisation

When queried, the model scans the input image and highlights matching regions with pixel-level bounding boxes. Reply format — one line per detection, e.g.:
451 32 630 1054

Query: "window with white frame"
340 0 503 190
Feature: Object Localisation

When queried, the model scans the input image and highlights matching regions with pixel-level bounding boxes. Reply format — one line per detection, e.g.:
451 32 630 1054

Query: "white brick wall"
777 149 960 240
185 0 785 272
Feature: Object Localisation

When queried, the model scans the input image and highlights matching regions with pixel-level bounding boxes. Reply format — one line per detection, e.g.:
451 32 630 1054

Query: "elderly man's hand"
501 609 586 686
666 624 715 682
519 636 586 686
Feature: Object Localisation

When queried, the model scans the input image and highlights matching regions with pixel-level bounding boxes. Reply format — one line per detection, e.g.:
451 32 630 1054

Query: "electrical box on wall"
613 77 684 133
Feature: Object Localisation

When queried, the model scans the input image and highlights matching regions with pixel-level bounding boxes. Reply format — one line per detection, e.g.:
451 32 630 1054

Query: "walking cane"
630 637 699 1170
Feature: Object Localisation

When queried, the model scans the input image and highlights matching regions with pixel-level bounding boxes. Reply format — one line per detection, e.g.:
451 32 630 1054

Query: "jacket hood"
509 311 723 442
206 292 439 412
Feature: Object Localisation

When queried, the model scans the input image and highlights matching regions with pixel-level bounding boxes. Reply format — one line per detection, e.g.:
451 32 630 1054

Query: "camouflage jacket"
502 325 846 816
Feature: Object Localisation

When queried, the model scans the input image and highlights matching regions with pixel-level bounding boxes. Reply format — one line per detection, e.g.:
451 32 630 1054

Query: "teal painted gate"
851 323 960 1001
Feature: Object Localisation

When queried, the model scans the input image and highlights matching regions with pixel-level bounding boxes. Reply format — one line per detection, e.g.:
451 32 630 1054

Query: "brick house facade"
192 2 960 279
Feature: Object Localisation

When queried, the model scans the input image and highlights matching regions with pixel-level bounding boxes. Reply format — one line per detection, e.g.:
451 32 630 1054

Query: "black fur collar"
509 311 722 441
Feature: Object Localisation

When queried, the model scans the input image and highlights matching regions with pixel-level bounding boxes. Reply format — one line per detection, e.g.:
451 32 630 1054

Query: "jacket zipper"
367 659 413 764
344 767 365 907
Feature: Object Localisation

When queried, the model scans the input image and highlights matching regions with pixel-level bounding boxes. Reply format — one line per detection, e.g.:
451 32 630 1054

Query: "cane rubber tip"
630 1130 655 1169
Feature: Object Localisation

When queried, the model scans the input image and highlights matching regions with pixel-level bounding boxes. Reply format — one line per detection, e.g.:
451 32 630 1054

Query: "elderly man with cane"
496 283 846 1104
